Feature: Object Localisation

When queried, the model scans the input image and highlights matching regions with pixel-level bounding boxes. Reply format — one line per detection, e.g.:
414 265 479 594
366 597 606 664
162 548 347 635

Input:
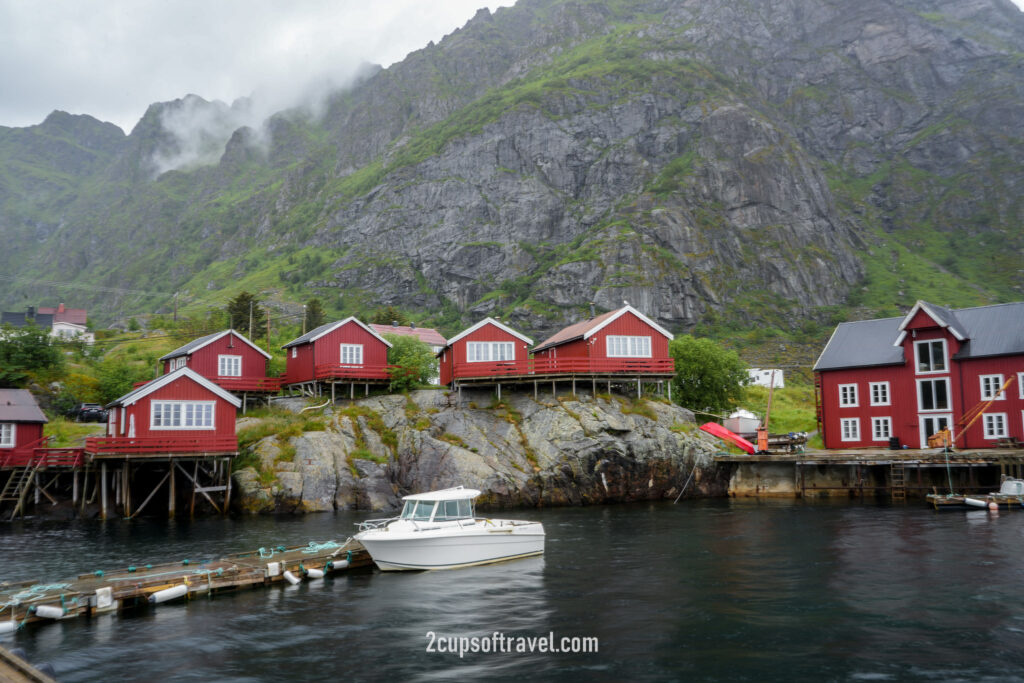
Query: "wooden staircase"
0 464 38 520
890 463 907 502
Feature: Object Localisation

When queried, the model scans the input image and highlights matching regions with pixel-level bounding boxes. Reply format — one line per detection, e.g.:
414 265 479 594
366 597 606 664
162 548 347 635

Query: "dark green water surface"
2 500 1023 681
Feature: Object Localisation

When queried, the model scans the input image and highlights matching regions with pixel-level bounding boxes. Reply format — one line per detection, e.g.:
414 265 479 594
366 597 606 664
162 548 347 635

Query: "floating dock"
0 538 371 632
925 492 1024 510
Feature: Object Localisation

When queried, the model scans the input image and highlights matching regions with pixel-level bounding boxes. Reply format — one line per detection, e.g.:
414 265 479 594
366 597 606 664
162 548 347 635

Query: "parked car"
71 403 107 423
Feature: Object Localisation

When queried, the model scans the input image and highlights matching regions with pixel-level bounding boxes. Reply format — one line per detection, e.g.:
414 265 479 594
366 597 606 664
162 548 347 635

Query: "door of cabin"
919 414 952 449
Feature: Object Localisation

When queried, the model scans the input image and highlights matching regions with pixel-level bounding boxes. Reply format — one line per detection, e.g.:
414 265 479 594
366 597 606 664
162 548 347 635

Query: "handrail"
451 357 675 380
84 435 238 454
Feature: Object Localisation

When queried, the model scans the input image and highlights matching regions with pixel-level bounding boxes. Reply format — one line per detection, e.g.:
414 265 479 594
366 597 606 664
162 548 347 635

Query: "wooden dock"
0 538 371 631
926 492 1024 510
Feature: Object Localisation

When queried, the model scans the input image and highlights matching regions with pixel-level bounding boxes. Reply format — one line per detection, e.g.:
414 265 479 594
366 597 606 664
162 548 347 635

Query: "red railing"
84 435 238 455
213 376 283 392
452 357 675 380
300 363 393 381
0 446 84 469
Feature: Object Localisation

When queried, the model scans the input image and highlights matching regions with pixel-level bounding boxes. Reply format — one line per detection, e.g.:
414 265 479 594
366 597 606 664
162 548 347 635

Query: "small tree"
384 334 436 392
304 298 326 331
226 291 266 336
370 306 405 326
669 334 748 415
0 324 65 387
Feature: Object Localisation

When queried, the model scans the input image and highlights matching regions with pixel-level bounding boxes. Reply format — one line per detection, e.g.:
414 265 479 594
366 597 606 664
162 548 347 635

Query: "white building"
747 368 784 388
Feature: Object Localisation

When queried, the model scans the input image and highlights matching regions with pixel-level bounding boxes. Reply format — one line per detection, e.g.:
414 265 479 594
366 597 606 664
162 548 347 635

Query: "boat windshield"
400 501 416 519
412 500 436 521
433 498 474 521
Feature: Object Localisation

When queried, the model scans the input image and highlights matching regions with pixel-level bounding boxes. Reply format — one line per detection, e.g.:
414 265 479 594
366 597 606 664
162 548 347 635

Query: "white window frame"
869 382 890 407
979 374 1005 401
1019 373 1024 400
914 339 947 374
983 413 1008 440
0 423 15 448
840 418 860 442
218 354 242 377
466 341 515 363
871 417 892 441
151 401 216 430
838 384 858 408
171 357 187 370
917 378 951 412
291 347 297 359
339 344 363 365
605 335 652 358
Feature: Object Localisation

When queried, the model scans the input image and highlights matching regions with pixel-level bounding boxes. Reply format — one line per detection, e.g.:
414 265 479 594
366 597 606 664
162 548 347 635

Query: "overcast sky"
2 0 1023 134
0 0 516 133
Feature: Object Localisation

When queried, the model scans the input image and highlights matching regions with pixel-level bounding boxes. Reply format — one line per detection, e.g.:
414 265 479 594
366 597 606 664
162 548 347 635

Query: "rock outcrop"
231 389 723 513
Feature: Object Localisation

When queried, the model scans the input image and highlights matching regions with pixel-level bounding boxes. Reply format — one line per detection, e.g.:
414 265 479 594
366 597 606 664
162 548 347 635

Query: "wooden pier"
0 538 371 632
715 447 1024 499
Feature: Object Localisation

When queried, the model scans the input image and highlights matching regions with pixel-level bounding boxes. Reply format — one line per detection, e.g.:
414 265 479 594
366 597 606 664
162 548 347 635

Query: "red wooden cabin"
281 317 393 392
0 389 48 467
531 304 674 377
438 318 533 385
159 329 280 394
814 301 1024 450
85 367 241 457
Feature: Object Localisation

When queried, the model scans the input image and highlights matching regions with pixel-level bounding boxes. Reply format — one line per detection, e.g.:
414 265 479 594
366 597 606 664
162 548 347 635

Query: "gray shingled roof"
159 330 223 361
815 301 1024 371
1 312 55 329
282 320 340 349
0 389 48 423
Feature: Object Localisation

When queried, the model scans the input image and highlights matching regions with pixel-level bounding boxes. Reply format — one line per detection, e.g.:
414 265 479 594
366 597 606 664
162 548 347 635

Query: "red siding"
4 422 44 451
184 333 268 381
284 320 390 385
284 342 316 384
111 375 236 441
588 311 670 360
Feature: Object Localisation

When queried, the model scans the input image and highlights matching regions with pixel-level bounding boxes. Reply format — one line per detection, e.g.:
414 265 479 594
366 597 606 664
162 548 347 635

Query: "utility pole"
249 300 254 339
302 304 307 334
173 292 178 322
266 309 270 349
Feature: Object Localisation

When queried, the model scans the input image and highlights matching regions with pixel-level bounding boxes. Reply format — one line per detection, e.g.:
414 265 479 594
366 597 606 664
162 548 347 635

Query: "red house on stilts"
531 304 675 398
159 329 281 404
281 317 393 399
814 301 1024 450
0 389 48 467
438 318 533 390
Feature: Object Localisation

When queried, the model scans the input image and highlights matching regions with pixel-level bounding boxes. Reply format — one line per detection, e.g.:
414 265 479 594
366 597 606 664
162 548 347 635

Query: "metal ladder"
890 463 907 502
1 464 38 520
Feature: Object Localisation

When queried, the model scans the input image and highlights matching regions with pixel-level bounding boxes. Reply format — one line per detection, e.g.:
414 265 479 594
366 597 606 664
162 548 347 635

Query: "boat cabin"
398 487 479 522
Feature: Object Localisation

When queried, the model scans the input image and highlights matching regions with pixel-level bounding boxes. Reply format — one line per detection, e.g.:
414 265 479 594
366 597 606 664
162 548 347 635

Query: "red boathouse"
0 389 48 466
281 317 393 398
159 329 280 396
814 301 1024 450
438 317 533 386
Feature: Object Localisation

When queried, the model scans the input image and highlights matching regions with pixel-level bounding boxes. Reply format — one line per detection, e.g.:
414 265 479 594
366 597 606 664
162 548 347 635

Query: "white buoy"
283 570 301 585
0 621 16 634
305 568 324 579
34 605 65 619
149 584 188 604
989 501 999 512
329 560 349 571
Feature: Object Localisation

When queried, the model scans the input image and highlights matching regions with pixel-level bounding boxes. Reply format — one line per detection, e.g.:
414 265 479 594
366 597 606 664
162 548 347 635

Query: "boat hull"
356 520 545 571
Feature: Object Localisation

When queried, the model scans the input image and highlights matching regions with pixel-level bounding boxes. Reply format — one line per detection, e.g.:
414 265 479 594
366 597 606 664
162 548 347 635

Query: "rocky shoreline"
231 389 726 514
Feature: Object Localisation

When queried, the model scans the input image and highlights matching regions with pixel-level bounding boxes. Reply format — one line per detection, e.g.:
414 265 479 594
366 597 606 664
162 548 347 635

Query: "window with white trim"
0 423 14 448
983 413 1008 440
918 378 950 411
218 355 242 377
171 357 187 370
291 347 297 359
980 374 1005 401
838 384 858 407
340 344 363 365
1019 373 1024 400
151 401 215 430
872 417 892 441
914 339 947 373
606 335 651 358
466 341 515 362
869 382 890 406
840 418 860 441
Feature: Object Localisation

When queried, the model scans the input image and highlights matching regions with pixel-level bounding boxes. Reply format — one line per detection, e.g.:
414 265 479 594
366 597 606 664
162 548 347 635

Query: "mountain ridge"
1 0 1021 346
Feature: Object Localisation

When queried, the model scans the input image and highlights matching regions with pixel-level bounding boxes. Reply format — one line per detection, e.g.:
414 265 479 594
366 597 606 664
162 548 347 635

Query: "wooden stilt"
534 381 538 400
637 378 641 399
572 377 576 397
190 460 199 518
223 457 233 514
73 469 79 505
100 462 108 520
668 381 672 402
592 378 596 397
124 462 131 518
331 382 335 403
497 383 501 401
350 383 355 400
169 462 176 518
365 383 369 396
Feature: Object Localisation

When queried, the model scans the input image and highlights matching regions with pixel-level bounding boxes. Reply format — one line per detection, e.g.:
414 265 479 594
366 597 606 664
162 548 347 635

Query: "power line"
0 275 170 298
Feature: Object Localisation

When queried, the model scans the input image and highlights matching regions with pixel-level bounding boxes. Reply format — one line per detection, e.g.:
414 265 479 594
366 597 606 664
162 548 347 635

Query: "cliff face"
1 0 1021 333
231 390 723 513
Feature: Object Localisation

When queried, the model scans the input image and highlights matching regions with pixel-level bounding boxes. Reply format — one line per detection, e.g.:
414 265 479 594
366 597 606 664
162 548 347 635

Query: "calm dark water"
3 500 1024 682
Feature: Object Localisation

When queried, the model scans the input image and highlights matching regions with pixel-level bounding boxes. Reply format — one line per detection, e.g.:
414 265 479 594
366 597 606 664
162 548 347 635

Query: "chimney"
58 303 66 313
392 320 398 327
26 305 35 319
410 322 416 329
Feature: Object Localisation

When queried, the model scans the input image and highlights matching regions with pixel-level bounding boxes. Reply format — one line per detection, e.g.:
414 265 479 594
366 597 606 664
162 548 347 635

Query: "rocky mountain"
1 0 1021 340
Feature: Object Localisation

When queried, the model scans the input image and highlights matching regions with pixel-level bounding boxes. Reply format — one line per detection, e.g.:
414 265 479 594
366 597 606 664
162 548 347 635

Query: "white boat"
354 486 545 571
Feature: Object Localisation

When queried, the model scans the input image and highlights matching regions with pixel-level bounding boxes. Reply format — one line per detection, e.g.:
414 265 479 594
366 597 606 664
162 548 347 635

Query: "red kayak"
699 422 755 454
